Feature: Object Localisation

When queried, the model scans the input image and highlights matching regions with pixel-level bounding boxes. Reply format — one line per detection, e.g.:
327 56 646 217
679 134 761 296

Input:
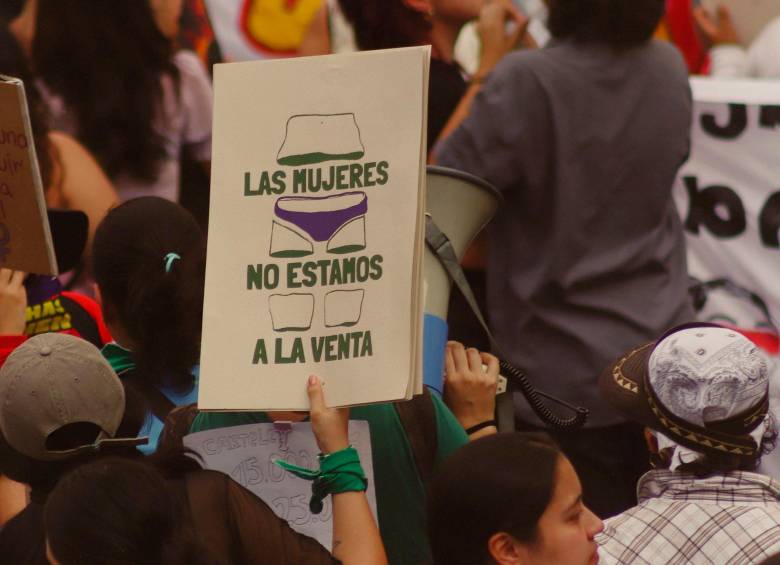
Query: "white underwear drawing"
277 113 365 166
324 289 365 328
269 293 315 331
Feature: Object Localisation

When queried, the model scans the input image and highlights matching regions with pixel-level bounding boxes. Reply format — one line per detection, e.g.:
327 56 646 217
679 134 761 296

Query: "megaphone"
423 165 501 393
423 166 588 430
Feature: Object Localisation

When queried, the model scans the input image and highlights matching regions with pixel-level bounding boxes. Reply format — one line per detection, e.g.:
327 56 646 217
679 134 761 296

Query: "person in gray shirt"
435 0 693 518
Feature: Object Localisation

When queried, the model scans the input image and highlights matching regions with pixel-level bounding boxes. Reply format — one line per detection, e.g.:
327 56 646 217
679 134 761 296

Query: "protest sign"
673 79 780 479
673 78 780 333
0 77 57 275
183 420 376 550
200 47 429 410
700 0 780 46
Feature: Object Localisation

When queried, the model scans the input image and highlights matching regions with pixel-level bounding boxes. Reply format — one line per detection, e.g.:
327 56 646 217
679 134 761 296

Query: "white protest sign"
0 77 57 275
672 79 780 478
672 78 780 323
200 47 429 410
183 420 377 550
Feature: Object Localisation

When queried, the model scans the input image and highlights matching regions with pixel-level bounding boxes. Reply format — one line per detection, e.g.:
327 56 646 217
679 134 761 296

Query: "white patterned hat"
600 324 769 460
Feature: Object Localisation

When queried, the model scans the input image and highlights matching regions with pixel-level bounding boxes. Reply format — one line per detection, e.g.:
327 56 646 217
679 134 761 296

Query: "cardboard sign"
701 0 780 46
0 77 57 275
183 420 377 550
200 47 429 410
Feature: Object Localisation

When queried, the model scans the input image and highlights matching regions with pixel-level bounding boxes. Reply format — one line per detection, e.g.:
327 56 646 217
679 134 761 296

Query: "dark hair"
92 197 205 392
44 457 209 565
547 0 665 48
654 424 778 477
337 0 431 50
32 0 179 183
0 26 52 189
427 433 561 565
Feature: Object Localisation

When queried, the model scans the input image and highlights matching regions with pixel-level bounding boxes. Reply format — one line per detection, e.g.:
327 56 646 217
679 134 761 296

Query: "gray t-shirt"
437 40 693 426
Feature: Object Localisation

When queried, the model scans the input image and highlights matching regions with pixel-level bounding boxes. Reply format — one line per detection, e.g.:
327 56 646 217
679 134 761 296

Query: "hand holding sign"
308 374 350 454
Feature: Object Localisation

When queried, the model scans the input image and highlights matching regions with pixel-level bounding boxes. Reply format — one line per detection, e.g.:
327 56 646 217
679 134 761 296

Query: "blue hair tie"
164 252 181 273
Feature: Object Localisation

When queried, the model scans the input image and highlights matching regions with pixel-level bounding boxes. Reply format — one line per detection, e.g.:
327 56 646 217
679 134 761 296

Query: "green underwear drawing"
277 113 365 166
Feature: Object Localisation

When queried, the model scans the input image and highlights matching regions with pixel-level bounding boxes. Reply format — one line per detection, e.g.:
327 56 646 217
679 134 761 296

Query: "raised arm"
308 375 387 565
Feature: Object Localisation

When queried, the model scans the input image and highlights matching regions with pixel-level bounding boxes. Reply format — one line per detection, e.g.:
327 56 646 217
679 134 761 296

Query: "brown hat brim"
599 325 767 460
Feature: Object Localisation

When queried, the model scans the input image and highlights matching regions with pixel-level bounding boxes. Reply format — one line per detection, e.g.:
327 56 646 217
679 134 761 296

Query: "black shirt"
427 58 467 152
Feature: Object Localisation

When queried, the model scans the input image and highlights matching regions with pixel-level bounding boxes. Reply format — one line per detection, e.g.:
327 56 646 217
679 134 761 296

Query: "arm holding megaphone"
443 341 500 440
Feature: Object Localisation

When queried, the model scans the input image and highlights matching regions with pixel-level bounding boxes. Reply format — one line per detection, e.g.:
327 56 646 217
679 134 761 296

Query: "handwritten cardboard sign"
0 77 56 275
183 420 377 550
200 47 429 409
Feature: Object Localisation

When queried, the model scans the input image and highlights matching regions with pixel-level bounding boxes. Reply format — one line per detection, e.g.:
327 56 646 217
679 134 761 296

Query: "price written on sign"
184 420 376 550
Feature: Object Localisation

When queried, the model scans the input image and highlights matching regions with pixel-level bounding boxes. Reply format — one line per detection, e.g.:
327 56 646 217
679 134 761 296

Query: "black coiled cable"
498 359 589 430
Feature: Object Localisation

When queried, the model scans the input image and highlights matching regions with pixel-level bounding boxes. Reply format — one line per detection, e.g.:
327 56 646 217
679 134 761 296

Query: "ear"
402 0 433 16
487 532 524 565
644 427 659 455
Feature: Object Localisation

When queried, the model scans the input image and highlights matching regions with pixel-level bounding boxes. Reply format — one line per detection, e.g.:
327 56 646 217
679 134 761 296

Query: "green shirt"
190 393 467 565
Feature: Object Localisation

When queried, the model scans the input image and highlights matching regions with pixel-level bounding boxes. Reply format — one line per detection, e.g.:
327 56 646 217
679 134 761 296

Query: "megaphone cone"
423 166 501 393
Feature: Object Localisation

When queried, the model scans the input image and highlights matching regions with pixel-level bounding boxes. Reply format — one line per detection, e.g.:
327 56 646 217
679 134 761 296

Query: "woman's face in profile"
520 456 603 565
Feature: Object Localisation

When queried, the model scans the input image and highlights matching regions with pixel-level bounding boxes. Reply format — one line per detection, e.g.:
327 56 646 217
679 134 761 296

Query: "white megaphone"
422 165 502 393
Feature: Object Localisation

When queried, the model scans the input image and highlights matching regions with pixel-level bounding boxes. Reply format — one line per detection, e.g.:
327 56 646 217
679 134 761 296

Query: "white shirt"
710 17 780 79
40 50 213 203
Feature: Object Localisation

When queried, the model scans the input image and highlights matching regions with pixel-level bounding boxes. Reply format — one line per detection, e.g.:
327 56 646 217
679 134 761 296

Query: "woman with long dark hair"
93 197 205 453
427 433 603 565
21 0 212 203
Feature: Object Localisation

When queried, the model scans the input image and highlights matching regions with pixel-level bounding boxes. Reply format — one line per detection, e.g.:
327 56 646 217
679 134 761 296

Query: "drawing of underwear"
269 293 314 331
270 192 367 257
277 113 365 166
325 289 365 328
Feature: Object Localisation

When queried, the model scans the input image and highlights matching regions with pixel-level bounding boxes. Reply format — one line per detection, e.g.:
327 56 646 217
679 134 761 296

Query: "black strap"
57 294 103 349
425 216 497 352
394 387 438 485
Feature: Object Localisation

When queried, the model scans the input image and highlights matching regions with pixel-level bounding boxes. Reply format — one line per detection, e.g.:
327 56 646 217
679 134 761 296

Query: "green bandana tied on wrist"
274 446 368 514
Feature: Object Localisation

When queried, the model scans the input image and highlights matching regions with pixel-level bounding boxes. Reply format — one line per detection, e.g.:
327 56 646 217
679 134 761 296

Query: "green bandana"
101 342 136 375
275 446 368 514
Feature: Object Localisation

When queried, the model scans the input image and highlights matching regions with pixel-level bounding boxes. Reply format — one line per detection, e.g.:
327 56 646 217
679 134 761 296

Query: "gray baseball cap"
0 333 147 461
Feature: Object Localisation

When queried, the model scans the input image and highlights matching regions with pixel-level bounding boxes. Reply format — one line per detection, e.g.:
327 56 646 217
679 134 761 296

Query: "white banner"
673 78 780 476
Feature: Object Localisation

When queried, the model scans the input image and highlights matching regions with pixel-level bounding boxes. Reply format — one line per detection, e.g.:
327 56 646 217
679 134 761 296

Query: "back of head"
601 324 774 476
427 433 560 565
93 197 205 391
547 0 665 49
337 0 430 50
0 333 148 491
44 457 207 565
32 0 177 182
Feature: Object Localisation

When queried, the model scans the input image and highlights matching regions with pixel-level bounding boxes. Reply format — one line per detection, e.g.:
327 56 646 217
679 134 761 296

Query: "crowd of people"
0 0 779 563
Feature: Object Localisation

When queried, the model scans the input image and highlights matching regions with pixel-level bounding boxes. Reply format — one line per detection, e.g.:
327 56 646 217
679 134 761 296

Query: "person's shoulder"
643 40 689 77
172 49 210 80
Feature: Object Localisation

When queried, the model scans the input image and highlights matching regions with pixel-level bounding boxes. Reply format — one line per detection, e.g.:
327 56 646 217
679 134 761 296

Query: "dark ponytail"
93 197 205 392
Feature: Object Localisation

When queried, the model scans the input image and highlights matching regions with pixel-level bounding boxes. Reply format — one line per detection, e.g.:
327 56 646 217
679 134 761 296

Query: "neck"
430 17 463 63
